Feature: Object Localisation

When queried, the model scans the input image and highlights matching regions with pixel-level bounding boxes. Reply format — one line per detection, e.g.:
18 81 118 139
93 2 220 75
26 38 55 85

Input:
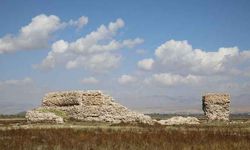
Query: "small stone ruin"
202 93 230 121
26 90 153 124
157 116 200 125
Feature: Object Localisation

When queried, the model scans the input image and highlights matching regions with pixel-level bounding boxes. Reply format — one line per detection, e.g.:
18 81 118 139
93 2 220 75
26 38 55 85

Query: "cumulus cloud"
135 39 250 76
145 73 201 86
68 16 88 29
155 40 243 74
0 14 88 54
0 14 62 54
137 58 154 70
80 77 99 84
134 39 250 89
118 74 137 84
36 18 143 72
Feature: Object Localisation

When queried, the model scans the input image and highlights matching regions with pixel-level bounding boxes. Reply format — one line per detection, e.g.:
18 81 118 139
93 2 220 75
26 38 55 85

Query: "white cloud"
36 18 143 72
0 14 88 54
68 16 88 29
80 77 99 84
137 58 154 70
147 73 201 86
153 39 250 75
35 40 69 70
118 74 137 84
135 39 250 92
0 14 62 54
65 52 121 70
122 38 144 48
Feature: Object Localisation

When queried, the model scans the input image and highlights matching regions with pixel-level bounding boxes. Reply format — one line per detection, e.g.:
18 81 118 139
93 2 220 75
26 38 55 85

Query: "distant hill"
0 111 26 118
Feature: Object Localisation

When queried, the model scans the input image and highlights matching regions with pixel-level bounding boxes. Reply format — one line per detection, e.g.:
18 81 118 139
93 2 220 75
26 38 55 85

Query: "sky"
0 0 250 114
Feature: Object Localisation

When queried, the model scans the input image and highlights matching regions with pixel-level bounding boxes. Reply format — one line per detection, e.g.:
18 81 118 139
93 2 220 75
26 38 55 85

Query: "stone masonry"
202 93 230 121
26 90 154 124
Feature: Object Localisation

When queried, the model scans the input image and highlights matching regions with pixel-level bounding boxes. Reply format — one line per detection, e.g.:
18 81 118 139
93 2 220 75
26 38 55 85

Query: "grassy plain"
0 114 249 150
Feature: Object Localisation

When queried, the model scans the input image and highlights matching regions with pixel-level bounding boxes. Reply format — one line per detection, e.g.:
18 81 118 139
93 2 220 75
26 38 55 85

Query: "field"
0 114 250 150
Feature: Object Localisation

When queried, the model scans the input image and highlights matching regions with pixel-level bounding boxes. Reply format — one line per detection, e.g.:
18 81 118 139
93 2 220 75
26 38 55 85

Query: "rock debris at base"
157 116 200 125
26 110 64 124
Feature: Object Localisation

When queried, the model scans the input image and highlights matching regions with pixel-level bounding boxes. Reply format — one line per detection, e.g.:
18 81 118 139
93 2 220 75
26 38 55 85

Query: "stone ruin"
202 93 230 121
157 116 200 125
26 90 153 124
26 90 232 125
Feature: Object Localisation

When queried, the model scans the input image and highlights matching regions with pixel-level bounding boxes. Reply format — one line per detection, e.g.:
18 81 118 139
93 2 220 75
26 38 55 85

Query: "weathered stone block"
202 93 230 121
42 91 82 106
26 110 64 124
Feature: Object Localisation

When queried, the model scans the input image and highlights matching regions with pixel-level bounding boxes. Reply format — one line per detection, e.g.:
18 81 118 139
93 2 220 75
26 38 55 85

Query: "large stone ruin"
202 93 230 121
26 90 153 124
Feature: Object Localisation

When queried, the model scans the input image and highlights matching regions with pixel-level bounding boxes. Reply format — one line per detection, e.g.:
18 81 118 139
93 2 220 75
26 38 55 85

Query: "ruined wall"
42 90 108 107
202 93 230 121
26 90 153 124
42 91 82 106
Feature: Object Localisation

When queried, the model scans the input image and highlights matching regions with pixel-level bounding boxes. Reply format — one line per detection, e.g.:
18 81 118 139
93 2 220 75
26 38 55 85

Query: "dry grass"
0 124 249 150
0 115 249 150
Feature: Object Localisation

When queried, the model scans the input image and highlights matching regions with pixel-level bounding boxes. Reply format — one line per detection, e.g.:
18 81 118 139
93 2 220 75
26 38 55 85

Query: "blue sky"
0 0 250 114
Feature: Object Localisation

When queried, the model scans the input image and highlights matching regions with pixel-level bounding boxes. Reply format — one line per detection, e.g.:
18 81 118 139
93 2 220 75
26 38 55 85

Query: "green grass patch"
38 108 69 119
